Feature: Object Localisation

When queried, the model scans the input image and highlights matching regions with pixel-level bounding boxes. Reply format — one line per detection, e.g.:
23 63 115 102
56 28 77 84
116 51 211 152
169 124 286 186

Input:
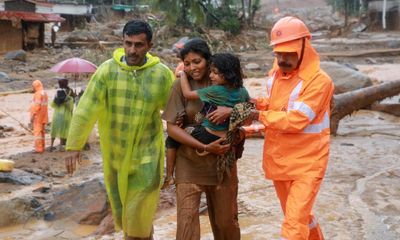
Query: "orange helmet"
269 16 311 46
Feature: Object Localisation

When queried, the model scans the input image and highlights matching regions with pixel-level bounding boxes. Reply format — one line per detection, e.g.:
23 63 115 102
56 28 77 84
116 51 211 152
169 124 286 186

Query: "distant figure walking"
30 80 48 153
50 78 75 151
51 23 59 47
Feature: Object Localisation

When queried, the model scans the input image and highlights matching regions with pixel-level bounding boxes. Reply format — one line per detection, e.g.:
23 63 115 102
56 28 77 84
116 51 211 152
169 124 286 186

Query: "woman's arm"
180 71 199 100
167 122 229 155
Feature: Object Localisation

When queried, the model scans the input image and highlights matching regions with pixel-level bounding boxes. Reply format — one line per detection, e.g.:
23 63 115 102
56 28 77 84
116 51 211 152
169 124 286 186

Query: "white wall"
36 5 53 14
52 4 91 15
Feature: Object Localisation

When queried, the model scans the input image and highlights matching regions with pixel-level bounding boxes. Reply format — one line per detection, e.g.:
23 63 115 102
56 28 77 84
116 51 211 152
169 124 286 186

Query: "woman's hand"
207 106 232 125
205 138 230 155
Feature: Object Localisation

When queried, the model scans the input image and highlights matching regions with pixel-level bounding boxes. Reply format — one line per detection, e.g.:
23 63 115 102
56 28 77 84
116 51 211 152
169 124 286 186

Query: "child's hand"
178 71 187 79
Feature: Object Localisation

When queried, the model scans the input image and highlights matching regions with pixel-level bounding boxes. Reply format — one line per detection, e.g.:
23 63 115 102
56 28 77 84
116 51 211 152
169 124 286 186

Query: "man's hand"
205 138 230 155
65 150 82 176
250 109 260 121
207 106 232 125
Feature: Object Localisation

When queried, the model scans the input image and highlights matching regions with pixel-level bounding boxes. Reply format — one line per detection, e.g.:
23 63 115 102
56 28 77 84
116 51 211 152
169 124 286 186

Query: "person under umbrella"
49 78 75 151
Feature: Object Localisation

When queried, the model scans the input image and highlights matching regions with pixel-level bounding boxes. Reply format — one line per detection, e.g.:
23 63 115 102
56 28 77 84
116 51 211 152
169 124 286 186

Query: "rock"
33 186 51 193
0 196 38 227
30 198 42 209
245 63 261 70
48 177 107 221
387 40 400 49
92 210 115 236
44 211 55 221
0 169 43 185
365 58 378 64
112 28 123 36
4 50 27 62
64 30 101 42
320 61 373 94
0 72 11 83
79 202 108 225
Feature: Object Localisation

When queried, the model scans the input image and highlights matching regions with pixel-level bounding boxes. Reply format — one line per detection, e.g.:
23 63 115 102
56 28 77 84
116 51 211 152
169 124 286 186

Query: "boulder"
0 196 40 227
0 169 43 185
245 63 261 70
64 30 102 42
0 72 10 83
320 61 373 94
47 177 107 221
4 50 27 62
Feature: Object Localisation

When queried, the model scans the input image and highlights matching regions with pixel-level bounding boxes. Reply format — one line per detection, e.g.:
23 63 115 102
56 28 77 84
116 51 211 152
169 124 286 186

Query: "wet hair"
179 38 211 62
122 20 153 42
210 53 243 89
57 78 69 89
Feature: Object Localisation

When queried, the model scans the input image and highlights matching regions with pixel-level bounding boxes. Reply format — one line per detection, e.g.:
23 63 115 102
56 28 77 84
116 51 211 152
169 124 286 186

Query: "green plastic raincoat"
50 95 74 139
66 48 174 237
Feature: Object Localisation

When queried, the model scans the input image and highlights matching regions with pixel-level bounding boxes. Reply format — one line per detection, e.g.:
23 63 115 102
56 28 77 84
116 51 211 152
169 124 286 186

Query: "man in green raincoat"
65 20 174 239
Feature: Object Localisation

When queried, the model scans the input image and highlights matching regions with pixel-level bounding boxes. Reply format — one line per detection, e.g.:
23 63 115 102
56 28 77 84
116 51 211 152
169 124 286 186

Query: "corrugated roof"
0 10 64 22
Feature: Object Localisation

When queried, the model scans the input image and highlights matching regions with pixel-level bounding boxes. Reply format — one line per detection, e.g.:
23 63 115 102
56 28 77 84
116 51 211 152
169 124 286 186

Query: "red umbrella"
50 57 97 73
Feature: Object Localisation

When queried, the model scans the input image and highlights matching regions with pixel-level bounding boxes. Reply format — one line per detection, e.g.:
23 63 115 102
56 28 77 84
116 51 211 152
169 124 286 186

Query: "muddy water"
0 219 97 240
1 64 400 239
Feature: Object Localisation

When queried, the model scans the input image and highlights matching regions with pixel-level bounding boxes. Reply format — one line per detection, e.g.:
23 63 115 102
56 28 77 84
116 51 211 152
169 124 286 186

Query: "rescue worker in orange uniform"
30 79 48 153
247 16 334 240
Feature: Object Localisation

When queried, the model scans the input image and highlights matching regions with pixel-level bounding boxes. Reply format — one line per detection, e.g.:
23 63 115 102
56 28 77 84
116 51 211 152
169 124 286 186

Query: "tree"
152 0 206 28
152 0 261 35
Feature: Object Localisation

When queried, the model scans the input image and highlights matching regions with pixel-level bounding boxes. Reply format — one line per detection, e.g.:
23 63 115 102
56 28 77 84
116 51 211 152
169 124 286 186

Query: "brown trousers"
176 165 240 240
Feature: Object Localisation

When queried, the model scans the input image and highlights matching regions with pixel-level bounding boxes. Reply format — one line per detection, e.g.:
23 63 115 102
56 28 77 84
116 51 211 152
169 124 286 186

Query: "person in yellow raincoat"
64 20 174 239
30 79 48 153
50 78 75 151
247 16 334 240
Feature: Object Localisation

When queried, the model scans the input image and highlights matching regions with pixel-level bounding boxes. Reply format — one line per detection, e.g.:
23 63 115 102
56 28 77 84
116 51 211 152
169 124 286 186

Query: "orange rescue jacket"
30 80 49 124
256 39 334 180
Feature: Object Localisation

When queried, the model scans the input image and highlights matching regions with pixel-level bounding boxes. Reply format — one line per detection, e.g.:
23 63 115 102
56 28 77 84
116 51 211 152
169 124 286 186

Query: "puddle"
0 219 97 240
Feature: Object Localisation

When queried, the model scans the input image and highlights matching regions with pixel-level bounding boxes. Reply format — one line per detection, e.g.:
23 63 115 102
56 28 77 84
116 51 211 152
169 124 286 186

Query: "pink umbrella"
50 57 97 73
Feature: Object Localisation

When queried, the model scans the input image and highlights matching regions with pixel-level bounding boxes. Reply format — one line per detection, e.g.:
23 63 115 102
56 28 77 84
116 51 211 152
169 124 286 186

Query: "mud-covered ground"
1 64 399 239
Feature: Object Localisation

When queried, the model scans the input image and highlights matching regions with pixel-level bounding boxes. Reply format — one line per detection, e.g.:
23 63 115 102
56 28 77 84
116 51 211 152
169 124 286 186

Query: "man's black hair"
210 53 243 89
57 77 69 89
179 38 211 62
122 20 153 42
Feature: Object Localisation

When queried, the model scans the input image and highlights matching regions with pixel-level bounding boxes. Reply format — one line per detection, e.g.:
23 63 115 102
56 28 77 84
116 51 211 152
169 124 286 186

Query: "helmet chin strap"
296 37 306 70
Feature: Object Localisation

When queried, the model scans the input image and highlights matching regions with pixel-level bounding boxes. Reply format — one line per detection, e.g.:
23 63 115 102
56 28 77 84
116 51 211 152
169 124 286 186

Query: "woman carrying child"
162 38 247 240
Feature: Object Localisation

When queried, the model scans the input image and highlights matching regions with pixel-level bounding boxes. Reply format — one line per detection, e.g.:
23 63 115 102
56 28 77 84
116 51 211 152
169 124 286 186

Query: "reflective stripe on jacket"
256 39 334 180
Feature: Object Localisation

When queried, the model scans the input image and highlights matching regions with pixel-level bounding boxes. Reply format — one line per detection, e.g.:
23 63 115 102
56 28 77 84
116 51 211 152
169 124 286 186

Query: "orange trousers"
273 178 325 240
33 122 46 153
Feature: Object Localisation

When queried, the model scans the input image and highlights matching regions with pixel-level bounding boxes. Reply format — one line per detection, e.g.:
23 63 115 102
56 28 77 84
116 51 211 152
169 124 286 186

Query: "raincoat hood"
32 79 43 92
270 38 320 81
113 48 160 71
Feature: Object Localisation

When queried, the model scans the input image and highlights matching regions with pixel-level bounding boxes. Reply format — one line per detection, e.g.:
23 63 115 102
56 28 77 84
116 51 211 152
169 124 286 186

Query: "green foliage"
220 16 241 35
151 0 261 35
325 0 361 16
152 0 205 28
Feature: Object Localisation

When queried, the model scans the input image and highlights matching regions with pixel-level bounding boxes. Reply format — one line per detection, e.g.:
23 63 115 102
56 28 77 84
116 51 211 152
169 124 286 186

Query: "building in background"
0 0 64 52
